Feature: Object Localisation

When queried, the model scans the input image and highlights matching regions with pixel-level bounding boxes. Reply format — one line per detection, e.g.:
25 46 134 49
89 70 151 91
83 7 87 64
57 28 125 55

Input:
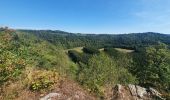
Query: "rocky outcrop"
40 92 93 100
149 87 164 100
39 84 164 100
112 84 165 100
39 79 96 100
40 93 60 100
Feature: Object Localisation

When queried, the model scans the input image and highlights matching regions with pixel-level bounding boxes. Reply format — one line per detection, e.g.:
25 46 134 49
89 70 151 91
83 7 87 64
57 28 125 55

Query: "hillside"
0 28 170 99
18 30 170 49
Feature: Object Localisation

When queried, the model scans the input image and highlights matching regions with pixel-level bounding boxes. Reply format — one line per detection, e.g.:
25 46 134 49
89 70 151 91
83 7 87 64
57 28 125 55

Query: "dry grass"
0 79 96 100
114 48 134 53
0 67 60 100
0 66 96 100
65 47 84 53
99 48 104 51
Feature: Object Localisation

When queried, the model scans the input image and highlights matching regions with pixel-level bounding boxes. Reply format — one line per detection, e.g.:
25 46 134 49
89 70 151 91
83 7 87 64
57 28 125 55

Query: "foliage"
0 29 70 92
132 43 170 91
0 51 25 84
17 31 70 75
66 62 79 79
68 50 91 64
104 48 121 58
68 50 82 63
0 31 26 85
30 79 53 91
19 30 170 49
77 53 137 96
83 47 100 54
29 70 59 91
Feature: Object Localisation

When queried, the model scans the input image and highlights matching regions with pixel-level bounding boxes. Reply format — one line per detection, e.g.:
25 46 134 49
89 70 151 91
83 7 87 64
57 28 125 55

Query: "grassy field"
65 47 84 53
114 48 134 53
99 48 104 51
66 47 134 54
99 48 134 53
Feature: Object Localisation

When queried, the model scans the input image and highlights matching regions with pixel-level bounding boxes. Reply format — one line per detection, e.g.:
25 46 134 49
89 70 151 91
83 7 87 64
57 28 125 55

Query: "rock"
128 84 137 96
113 84 134 100
136 85 147 98
115 84 125 99
111 84 164 100
149 87 161 96
40 93 60 100
117 84 122 93
149 87 165 100
39 84 165 100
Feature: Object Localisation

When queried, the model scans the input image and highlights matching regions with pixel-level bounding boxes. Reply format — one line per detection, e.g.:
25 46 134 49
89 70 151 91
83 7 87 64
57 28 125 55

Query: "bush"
77 53 137 96
68 50 91 64
29 70 59 91
132 43 170 90
30 78 53 91
0 51 25 85
115 67 138 84
83 47 100 54
68 50 82 63
104 48 120 57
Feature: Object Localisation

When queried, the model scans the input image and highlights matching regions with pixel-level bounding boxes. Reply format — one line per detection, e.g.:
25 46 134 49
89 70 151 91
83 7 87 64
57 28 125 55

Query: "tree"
77 53 137 95
83 47 100 54
133 43 170 90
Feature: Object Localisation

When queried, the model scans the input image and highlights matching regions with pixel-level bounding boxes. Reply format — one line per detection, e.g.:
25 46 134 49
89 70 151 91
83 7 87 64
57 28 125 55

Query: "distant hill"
18 29 170 49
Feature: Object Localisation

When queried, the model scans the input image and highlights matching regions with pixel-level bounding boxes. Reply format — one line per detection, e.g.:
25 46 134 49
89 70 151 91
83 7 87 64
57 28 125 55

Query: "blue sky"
0 0 170 34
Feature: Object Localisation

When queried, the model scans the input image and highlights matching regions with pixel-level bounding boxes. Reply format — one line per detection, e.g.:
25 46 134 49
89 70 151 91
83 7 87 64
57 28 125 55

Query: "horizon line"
0 26 168 35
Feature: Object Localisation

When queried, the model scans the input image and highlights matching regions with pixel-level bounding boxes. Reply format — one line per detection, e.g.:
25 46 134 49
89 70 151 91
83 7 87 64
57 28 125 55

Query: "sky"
0 0 170 34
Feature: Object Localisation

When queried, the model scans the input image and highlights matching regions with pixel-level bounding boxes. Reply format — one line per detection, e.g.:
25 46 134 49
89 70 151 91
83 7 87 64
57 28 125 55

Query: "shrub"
77 53 137 96
69 50 93 64
0 51 25 85
132 43 170 90
68 50 82 63
29 70 59 91
104 48 120 57
30 78 53 91
83 47 100 54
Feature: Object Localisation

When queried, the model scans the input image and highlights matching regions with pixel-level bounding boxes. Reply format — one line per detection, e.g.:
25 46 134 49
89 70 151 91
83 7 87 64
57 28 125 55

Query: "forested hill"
18 29 170 49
